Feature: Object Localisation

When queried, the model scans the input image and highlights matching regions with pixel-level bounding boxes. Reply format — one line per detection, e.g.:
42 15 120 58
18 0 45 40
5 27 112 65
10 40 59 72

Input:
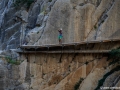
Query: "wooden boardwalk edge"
17 50 110 54
20 38 120 49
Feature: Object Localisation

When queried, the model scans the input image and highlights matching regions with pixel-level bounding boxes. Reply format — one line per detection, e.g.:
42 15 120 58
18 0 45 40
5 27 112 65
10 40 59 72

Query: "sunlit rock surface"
0 0 120 90
0 0 120 48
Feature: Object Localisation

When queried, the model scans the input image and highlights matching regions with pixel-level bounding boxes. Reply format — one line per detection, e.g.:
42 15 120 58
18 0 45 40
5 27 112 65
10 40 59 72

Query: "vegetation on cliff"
95 48 120 90
5 56 23 65
13 0 34 9
107 47 120 65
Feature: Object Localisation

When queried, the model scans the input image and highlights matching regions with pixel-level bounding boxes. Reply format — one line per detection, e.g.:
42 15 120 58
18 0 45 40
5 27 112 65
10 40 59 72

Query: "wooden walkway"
17 50 110 54
20 38 120 49
18 38 120 54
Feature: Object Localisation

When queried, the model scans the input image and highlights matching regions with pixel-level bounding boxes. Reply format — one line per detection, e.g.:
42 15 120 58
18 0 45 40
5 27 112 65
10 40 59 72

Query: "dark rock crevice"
94 0 115 39
25 62 31 85
96 0 102 7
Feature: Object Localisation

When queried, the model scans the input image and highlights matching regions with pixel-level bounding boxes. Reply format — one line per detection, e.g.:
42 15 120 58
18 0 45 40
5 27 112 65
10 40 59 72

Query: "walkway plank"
20 38 120 49
17 50 110 54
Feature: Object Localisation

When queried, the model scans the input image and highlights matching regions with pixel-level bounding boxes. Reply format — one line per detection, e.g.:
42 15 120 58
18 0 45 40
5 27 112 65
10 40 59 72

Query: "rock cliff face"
0 0 120 90
0 0 120 49
0 56 21 90
0 52 118 90
0 51 120 90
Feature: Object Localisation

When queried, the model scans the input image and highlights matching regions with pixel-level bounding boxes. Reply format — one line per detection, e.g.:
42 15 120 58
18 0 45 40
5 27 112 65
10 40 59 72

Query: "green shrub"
5 56 23 65
30 87 33 89
31 75 34 77
107 47 120 65
74 78 84 90
48 0 52 2
13 0 34 9
94 25 97 29
37 31 39 34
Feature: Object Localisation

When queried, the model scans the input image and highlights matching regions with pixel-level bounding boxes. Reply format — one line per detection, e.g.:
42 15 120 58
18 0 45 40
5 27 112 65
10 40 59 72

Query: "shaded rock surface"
0 58 21 90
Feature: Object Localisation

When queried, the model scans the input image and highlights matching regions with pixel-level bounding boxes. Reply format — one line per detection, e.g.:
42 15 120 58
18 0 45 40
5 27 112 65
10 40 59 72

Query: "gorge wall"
0 52 120 90
18 53 119 90
0 0 120 90
0 0 120 49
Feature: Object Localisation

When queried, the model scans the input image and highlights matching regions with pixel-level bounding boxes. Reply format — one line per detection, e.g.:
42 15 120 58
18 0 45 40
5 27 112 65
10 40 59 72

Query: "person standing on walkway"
58 28 63 44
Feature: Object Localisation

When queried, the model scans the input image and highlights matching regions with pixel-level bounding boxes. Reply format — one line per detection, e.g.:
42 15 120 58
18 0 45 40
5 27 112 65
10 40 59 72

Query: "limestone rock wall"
0 51 120 90
25 0 120 45
0 57 22 90
17 53 120 90
0 0 120 49
0 0 120 90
